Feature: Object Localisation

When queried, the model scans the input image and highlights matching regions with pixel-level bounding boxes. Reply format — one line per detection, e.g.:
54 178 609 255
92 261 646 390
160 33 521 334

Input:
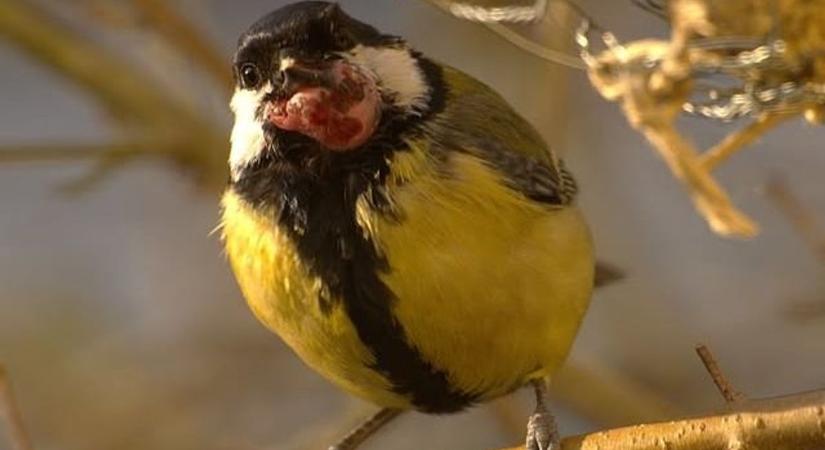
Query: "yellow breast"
221 191 410 408
360 144 594 398
221 140 593 408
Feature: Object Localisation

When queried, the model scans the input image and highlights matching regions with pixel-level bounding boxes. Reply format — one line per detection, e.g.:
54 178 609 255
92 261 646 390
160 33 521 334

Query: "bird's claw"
525 411 559 450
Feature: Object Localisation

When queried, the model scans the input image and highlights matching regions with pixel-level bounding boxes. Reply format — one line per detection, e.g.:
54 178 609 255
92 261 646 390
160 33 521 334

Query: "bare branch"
0 0 187 125
695 344 746 403
498 389 825 450
641 122 760 237
0 143 143 163
0 364 34 450
766 177 825 264
0 0 229 188
131 0 233 92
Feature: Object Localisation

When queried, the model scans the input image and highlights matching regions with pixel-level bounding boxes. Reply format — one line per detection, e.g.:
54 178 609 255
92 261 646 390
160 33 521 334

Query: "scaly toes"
525 412 558 450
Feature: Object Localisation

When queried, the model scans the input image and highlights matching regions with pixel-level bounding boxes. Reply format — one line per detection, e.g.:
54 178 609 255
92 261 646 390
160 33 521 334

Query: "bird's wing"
430 65 577 207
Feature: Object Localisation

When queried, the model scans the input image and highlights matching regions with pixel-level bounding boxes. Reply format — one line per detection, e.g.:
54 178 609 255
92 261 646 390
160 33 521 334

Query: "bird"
220 2 595 449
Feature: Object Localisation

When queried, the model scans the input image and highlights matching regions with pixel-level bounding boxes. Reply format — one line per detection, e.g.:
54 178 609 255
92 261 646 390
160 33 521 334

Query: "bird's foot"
525 408 559 450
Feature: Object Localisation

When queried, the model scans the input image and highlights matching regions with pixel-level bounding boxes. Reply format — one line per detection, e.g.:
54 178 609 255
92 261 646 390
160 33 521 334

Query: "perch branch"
0 365 33 450
499 345 823 449
489 360 679 441
498 388 825 450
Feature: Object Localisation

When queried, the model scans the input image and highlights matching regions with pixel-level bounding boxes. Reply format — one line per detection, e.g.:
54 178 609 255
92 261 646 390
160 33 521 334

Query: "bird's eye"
239 63 262 89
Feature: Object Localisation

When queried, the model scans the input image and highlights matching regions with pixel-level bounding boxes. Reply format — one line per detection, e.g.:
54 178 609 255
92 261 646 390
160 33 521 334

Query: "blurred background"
1 1 824 449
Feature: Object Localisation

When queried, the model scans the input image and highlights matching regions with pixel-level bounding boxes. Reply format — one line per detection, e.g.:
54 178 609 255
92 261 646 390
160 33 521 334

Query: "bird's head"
229 1 437 180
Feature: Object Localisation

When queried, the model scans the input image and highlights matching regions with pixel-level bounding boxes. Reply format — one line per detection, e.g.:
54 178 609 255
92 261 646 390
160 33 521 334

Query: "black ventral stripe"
231 55 476 413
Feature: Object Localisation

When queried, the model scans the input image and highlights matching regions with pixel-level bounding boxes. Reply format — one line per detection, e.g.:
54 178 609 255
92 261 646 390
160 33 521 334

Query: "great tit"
220 2 594 449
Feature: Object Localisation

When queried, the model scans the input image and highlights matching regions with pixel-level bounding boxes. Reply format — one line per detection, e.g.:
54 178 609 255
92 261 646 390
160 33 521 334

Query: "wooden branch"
131 0 233 92
0 364 33 450
586 38 761 238
489 360 679 443
498 389 825 450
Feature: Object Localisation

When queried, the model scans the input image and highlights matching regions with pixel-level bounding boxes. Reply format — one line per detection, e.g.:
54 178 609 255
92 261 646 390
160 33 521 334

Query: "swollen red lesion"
264 59 380 151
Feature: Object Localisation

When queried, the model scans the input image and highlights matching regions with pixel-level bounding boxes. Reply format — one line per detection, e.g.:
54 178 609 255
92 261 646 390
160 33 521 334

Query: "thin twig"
765 177 825 264
641 123 759 237
700 112 796 172
131 0 233 92
0 0 186 124
0 0 229 188
695 344 746 403
0 365 34 450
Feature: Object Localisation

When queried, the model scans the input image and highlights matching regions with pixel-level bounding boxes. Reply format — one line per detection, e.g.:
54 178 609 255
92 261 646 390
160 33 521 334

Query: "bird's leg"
328 407 404 450
525 378 560 450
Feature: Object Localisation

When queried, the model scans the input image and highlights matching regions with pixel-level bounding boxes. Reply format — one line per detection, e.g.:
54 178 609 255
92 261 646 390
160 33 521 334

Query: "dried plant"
580 0 825 238
0 0 229 191
432 0 825 238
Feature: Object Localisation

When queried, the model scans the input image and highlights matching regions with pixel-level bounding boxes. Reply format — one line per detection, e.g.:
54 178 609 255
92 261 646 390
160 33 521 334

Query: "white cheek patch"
229 85 269 180
347 45 429 113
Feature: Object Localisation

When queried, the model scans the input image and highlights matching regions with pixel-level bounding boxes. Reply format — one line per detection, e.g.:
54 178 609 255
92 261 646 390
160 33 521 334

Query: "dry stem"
583 0 825 238
700 112 796 172
131 0 233 92
0 365 33 450
766 177 825 263
695 344 746 404
0 0 184 124
0 0 228 188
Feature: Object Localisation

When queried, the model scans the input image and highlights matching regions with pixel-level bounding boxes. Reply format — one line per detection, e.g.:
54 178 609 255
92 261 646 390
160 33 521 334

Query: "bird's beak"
275 57 338 99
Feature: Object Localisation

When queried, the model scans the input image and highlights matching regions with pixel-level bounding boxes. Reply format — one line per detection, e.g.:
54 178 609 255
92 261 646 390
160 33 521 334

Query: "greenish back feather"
422 66 577 206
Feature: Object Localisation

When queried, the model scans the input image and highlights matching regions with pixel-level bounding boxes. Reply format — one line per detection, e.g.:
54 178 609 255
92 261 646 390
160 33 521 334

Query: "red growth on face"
266 61 381 151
